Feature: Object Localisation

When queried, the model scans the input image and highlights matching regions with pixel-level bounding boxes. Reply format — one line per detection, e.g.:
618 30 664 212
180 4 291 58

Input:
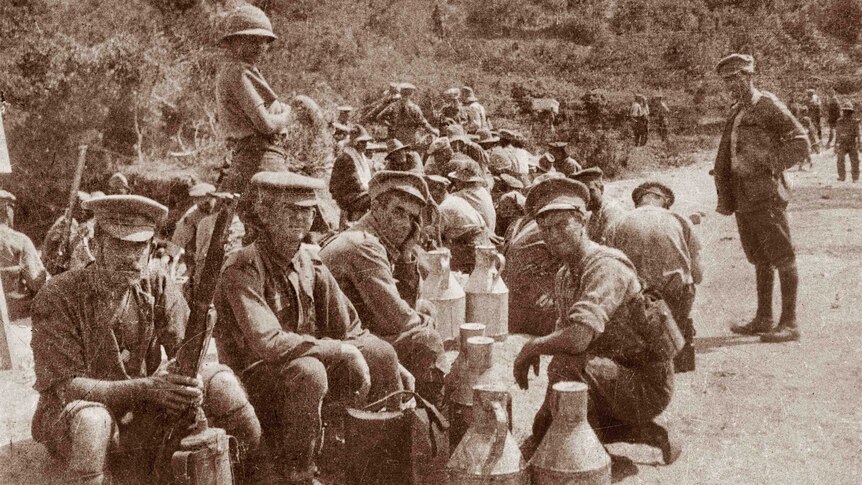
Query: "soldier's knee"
358 337 399 370
68 403 113 445
203 368 262 452
281 357 328 400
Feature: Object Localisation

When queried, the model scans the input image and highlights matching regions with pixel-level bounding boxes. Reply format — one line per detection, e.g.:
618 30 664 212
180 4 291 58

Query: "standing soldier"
630 94 650 146
825 88 841 149
330 125 375 226
0 190 47 319
462 86 491 134
106 172 130 195
834 102 860 182
607 182 703 372
513 177 679 464
569 167 628 245
30 195 261 485
804 88 822 143
171 182 217 291
654 95 671 143
216 4 294 224
320 171 447 406
214 173 403 484
715 54 809 343
376 83 440 146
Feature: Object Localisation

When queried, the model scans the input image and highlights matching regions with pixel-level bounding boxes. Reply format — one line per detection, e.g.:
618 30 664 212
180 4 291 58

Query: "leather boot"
731 265 774 335
762 264 800 343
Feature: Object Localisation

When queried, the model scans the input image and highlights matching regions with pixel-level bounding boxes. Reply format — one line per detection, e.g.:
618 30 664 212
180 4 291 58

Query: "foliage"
821 0 862 43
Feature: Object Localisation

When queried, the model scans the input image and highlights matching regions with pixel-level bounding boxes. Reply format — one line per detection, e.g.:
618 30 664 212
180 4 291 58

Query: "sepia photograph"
1 0 861 484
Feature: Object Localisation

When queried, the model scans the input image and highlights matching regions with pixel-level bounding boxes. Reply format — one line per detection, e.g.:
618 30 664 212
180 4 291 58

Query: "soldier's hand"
535 294 555 311
340 343 371 403
143 371 203 415
513 343 541 390
398 364 416 392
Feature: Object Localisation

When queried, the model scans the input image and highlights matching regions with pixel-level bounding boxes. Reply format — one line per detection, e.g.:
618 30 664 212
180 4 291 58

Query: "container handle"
481 399 508 476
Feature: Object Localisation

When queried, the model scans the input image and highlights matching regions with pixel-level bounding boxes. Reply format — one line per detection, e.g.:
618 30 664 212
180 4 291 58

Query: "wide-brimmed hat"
448 160 485 184
841 102 855 112
218 4 277 45
351 125 373 143
461 86 478 103
632 181 675 207
385 139 411 157
427 137 452 155
476 129 499 146
188 182 216 198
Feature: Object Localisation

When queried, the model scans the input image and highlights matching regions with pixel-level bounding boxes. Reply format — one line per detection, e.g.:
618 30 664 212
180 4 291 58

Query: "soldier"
214 173 402 484
360 82 401 126
492 174 525 239
216 4 294 223
30 194 260 485
426 174 491 273
547 141 582 176
715 54 809 343
376 83 440 146
462 86 491 133
654 95 671 143
834 102 860 182
330 125 375 226
825 88 841 149
569 167 628 245
319 171 446 406
630 94 650 146
0 190 47 319
607 182 703 373
804 88 822 142
449 160 496 235
796 105 819 169
424 136 455 176
334 105 354 132
437 88 468 129
383 138 424 173
513 177 679 463
171 182 217 288
106 172 130 195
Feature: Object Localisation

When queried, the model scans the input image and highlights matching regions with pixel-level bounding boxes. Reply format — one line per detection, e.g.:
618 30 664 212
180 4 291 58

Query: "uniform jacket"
330 146 374 212
214 241 366 374
588 198 628 245
464 101 491 133
835 115 860 147
714 89 809 214
1 224 47 297
377 100 436 146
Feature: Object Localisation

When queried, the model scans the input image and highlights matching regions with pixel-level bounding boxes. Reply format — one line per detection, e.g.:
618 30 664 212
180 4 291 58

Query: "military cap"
444 123 467 138
250 172 324 207
427 137 452 155
497 191 526 218
530 171 565 187
498 173 524 190
476 129 499 145
461 86 478 103
449 134 476 145
385 138 411 157
400 83 417 93
569 166 604 184
337 105 354 113
444 88 461 99
219 4 277 44
369 170 429 205
841 102 855 112
424 174 451 188
0 190 16 202
716 53 755 77
188 182 216 198
448 160 485 184
525 177 590 218
351 125 373 143
108 172 129 190
83 194 168 242
548 141 568 149
632 181 675 208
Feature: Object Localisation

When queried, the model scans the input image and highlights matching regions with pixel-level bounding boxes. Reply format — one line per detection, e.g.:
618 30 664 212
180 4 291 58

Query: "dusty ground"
2 147 862 484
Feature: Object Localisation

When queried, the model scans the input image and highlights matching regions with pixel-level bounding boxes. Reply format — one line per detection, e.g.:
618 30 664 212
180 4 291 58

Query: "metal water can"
529 381 611 485
445 323 486 403
447 385 529 485
171 425 235 485
465 245 509 341
420 248 466 345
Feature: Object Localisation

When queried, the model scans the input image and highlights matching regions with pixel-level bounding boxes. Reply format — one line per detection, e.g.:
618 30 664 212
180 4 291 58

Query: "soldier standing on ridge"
715 54 809 343
825 88 841 149
834 102 860 182
376 83 440 147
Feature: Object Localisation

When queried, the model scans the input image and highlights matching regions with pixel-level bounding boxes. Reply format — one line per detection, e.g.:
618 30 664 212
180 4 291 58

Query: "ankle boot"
731 265 775 335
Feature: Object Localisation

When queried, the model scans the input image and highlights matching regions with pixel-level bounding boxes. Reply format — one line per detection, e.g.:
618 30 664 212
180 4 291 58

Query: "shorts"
735 206 795 267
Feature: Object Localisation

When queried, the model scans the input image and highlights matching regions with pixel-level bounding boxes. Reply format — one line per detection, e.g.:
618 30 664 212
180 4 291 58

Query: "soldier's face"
261 197 315 245
536 210 587 260
379 193 424 247
722 73 751 101
95 234 152 274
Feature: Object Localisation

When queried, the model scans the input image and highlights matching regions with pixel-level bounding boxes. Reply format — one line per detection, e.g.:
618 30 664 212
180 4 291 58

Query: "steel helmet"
219 4 277 44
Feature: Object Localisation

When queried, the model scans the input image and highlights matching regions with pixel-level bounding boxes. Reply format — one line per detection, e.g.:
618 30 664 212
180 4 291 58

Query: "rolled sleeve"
560 257 639 335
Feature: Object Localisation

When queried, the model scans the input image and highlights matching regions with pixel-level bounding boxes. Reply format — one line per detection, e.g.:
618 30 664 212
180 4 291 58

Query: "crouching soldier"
513 178 680 464
30 195 261 485
214 172 402 485
320 171 447 407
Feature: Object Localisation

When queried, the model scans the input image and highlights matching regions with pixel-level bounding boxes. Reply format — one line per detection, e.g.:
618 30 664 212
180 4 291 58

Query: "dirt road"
2 148 861 484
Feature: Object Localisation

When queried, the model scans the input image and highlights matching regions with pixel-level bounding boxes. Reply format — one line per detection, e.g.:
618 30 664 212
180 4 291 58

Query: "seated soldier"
513 177 679 464
425 174 491 273
319 171 447 406
214 172 402 485
30 194 260 485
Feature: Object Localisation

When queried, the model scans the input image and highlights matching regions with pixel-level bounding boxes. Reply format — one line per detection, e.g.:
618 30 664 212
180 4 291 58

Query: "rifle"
156 194 239 485
46 146 87 274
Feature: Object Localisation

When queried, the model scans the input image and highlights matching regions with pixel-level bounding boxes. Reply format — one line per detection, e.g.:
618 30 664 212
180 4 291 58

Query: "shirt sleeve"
219 260 339 364
31 285 86 393
344 238 431 337
171 213 195 250
677 213 704 285
152 272 189 358
20 235 47 294
560 256 639 335
315 264 368 340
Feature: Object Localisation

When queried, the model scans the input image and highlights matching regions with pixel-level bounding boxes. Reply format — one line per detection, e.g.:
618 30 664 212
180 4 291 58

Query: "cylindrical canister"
529 381 611 485
465 245 509 341
420 248 466 345
171 426 234 485
447 385 529 485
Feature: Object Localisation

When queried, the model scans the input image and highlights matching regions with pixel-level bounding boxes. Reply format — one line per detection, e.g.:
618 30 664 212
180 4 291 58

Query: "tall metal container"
421 248 466 345
445 323 487 403
465 245 509 341
529 381 611 485
447 385 529 485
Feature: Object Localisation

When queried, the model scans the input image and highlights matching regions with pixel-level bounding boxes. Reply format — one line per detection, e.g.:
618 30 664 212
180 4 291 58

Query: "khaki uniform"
588 198 628 245
0 224 47 318
835 115 860 181
377 99 437 146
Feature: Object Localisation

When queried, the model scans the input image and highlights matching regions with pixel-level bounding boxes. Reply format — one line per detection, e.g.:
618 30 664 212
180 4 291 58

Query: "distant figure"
376 83 440 146
804 88 822 142
654 94 671 143
437 88 468 129
0 190 47 319
330 125 375 225
825 88 841 149
546 141 582 176
462 86 491 134
383 138 424 173
630 94 650 146
834 102 860 182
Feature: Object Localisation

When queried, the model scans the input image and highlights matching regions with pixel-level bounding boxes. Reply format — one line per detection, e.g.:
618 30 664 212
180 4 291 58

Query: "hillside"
1 0 861 236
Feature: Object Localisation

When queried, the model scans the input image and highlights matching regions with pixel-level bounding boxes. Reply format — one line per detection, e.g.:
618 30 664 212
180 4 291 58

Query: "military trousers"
382 324 446 405
836 144 860 181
